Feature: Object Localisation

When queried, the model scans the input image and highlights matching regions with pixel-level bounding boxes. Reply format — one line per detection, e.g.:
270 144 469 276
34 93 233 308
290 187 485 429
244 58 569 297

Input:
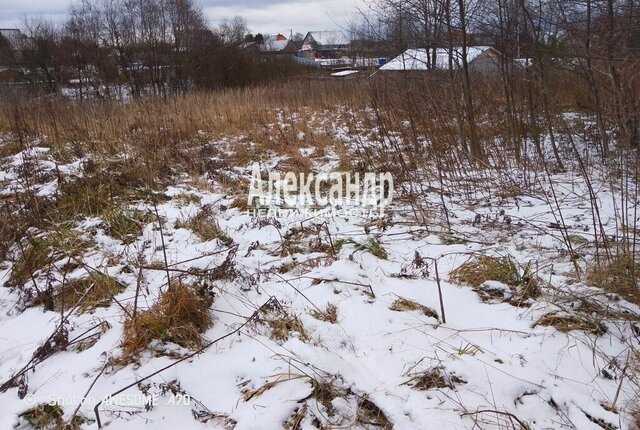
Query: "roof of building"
380 46 497 71
306 31 350 47
260 34 290 52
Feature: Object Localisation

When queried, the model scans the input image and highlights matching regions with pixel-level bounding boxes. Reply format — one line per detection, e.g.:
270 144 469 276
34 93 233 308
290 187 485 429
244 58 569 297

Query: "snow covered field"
0 108 638 430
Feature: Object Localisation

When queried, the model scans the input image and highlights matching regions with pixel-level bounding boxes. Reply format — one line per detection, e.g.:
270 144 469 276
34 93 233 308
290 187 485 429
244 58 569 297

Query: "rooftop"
380 46 496 71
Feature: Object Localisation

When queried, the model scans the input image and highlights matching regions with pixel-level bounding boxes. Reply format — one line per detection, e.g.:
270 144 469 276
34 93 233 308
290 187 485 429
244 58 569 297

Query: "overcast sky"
0 0 363 35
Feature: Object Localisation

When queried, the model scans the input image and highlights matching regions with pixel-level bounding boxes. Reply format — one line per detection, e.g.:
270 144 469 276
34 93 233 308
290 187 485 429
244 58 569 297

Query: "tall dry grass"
0 80 369 145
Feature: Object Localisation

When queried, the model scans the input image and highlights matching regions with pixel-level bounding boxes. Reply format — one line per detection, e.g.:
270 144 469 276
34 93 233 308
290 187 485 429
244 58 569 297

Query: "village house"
259 34 299 55
241 33 299 57
299 31 351 59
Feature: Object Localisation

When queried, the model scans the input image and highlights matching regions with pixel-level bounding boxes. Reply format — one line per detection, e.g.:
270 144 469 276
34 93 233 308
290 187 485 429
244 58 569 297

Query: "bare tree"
219 16 249 45
21 16 63 94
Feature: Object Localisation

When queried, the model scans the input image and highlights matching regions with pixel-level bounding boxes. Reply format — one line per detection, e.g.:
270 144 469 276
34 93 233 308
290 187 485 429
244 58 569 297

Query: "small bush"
121 283 213 357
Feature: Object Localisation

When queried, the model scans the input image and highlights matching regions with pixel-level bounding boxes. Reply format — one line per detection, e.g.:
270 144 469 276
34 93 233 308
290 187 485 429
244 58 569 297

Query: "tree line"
0 0 301 98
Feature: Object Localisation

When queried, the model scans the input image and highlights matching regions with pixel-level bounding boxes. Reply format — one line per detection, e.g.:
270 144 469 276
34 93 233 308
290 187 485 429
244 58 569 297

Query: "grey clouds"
0 0 360 35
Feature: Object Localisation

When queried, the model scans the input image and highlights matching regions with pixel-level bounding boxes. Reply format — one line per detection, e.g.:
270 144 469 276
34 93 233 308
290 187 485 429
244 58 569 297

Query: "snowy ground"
0 114 638 430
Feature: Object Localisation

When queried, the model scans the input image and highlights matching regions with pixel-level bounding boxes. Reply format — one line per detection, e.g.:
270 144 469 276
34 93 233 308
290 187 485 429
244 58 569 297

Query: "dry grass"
121 283 213 357
632 411 640 430
241 375 296 401
54 166 161 220
285 404 307 430
172 192 202 206
242 374 392 429
19 403 84 430
628 349 640 429
267 313 309 343
19 404 64 430
0 209 20 262
310 304 338 324
8 237 53 288
532 312 607 335
36 272 125 313
102 207 154 244
353 238 388 260
405 367 466 391
309 378 343 413
587 253 639 305
242 374 388 430
450 255 541 303
229 195 251 212
0 81 368 148
356 396 393 429
307 377 392 429
249 298 310 343
451 255 521 287
276 225 338 258
175 205 232 244
8 231 92 288
389 297 439 320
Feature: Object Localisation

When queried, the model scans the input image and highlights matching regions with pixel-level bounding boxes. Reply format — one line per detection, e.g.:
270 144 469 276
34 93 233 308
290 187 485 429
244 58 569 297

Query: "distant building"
299 31 351 59
241 33 299 56
380 46 502 74
259 34 298 54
